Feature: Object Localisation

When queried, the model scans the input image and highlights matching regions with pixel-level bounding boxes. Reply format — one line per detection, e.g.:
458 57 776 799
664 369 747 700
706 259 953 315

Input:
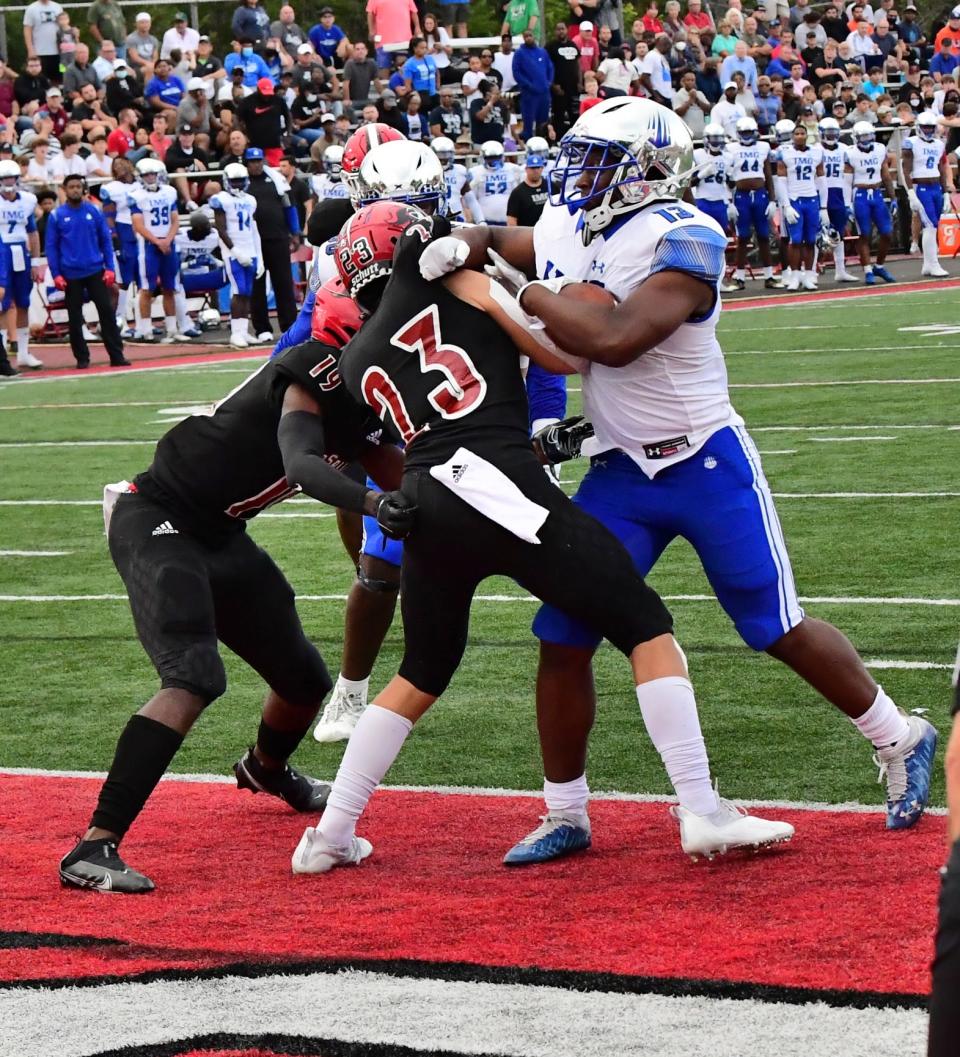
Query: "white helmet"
852 120 875 148
430 135 455 168
481 140 505 168
0 159 20 193
735 116 758 145
774 118 795 144
703 122 726 152
223 162 249 196
354 139 447 215
525 135 549 156
323 144 344 177
916 112 938 141
818 116 841 146
551 97 695 244
136 157 167 190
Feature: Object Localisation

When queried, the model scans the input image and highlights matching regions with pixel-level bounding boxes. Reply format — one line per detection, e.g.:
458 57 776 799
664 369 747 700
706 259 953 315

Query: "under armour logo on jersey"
452 463 467 483
151 521 179 536
590 260 606 275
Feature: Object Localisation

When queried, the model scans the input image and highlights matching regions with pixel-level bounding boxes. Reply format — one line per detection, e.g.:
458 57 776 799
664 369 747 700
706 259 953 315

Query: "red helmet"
310 275 364 346
334 200 432 311
341 123 405 199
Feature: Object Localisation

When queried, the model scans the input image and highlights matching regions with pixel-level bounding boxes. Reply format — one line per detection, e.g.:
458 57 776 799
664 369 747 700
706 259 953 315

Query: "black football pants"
929 839 960 1056
65 272 125 366
251 238 298 336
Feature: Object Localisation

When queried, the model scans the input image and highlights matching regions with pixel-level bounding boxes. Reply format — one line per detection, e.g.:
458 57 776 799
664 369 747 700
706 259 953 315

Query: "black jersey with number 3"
339 224 531 470
135 340 383 542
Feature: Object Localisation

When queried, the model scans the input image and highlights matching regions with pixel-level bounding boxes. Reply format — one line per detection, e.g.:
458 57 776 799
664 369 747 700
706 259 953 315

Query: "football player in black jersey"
290 201 701 874
59 281 415 894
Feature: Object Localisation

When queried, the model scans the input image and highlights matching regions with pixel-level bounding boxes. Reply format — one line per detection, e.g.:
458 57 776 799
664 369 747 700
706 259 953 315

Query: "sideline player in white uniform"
431 136 484 223
211 163 263 348
817 117 858 282
100 157 144 336
845 120 897 285
903 112 956 277
691 123 739 293
726 117 781 289
310 146 352 204
775 123 827 290
421 97 937 861
0 160 42 369
469 141 522 225
129 158 187 342
173 208 219 338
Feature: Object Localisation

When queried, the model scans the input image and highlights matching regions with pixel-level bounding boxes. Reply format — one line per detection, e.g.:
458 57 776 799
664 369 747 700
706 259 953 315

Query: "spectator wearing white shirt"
161 13 200 60
422 13 453 76
710 80 746 136
461 54 485 100
84 132 112 177
673 68 712 136
26 138 57 184
92 40 119 81
493 33 517 93
638 34 675 105
597 47 637 97
846 20 881 63
48 132 87 191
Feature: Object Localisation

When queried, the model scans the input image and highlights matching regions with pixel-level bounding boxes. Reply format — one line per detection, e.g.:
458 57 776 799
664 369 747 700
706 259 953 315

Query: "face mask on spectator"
242 46 253 57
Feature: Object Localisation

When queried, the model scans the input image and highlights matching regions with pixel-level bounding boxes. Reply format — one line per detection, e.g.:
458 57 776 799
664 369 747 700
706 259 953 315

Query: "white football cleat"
255 331 274 344
921 265 949 278
17 351 43 369
784 274 800 291
671 799 794 861
801 273 818 290
834 270 860 283
292 827 373 874
229 334 249 349
166 331 192 343
313 685 367 743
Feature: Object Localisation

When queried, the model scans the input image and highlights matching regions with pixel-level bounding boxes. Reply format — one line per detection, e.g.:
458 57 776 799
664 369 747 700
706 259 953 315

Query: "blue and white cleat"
503 812 591 866
864 270 878 285
874 713 938 830
872 264 896 283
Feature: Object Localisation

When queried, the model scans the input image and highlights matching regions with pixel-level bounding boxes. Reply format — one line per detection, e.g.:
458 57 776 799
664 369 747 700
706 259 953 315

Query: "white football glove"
765 201 778 221
516 276 579 316
727 202 739 223
256 256 265 279
185 200 199 212
483 248 530 298
907 187 922 213
782 204 800 226
819 207 830 228
233 250 252 268
419 235 469 281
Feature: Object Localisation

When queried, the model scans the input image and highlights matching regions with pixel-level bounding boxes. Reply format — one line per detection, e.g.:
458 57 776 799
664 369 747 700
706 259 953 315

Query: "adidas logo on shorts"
151 521 179 536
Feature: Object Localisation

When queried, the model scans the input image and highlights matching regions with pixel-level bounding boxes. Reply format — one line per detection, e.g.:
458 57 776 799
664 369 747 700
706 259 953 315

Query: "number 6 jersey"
338 221 532 470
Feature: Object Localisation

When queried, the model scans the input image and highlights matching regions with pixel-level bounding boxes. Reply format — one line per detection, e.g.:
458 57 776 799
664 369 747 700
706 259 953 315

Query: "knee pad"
357 565 400 594
160 642 226 704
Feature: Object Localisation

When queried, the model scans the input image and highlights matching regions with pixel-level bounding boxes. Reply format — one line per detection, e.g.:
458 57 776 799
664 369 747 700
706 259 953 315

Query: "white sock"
543 775 589 817
922 226 941 269
230 317 246 338
850 686 909 749
16 327 29 361
164 315 177 336
636 676 719 816
136 316 152 337
174 290 190 330
734 268 746 280
762 266 772 278
318 703 413 846
336 674 370 699
133 291 144 327
117 287 128 321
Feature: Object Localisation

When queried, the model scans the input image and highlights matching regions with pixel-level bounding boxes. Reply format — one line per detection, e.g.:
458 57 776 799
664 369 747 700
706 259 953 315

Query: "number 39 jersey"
338 219 532 470
779 144 823 198
533 199 743 478
209 190 259 257
845 142 887 187
128 184 179 238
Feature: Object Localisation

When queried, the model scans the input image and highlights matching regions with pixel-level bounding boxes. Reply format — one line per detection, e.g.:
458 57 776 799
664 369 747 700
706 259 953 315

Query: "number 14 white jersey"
210 190 259 257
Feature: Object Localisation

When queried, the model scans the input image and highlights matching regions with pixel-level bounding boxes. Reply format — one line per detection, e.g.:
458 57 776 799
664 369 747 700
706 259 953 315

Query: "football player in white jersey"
0 160 42 369
726 117 782 289
845 121 897 284
172 208 219 339
211 163 264 348
775 123 828 290
422 96 937 861
469 141 523 225
310 146 352 204
817 117 859 282
691 124 740 294
431 136 484 223
100 157 144 337
129 158 188 342
903 112 956 277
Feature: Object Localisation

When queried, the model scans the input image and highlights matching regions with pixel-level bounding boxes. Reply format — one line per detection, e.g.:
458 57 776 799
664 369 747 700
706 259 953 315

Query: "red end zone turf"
0 774 942 995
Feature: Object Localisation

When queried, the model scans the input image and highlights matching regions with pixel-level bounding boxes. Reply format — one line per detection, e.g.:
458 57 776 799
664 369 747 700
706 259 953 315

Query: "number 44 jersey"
339 219 533 471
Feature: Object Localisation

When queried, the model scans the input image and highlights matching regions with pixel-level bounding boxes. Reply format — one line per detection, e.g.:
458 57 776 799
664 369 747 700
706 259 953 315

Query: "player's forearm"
360 442 404 492
451 223 534 273
278 411 375 514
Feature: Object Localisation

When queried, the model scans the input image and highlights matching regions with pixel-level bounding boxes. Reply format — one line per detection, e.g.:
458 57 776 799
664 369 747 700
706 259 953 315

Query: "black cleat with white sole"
233 748 331 813
59 838 155 893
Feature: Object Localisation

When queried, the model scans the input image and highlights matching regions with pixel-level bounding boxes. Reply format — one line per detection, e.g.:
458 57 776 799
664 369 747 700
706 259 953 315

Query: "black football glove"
532 416 595 465
374 490 417 541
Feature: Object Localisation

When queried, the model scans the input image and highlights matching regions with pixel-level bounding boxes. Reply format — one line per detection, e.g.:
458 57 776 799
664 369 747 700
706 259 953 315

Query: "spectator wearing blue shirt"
720 42 758 93
402 38 439 109
145 57 185 115
224 40 272 87
387 51 408 94
231 0 271 45
511 28 553 141
931 38 960 80
308 7 350 66
46 174 128 369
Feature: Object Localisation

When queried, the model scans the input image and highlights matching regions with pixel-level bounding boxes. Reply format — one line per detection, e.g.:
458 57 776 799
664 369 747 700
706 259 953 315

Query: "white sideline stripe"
0 440 155 448
727 344 960 357
751 424 954 431
864 659 953 670
808 436 897 443
2 592 960 609
0 401 173 410
0 766 948 816
0 969 927 1057
0 549 71 557
775 491 960 498
4 358 264 385
730 377 960 389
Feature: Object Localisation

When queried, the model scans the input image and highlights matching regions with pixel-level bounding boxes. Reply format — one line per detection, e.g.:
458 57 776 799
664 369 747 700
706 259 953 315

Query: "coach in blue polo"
46 173 129 369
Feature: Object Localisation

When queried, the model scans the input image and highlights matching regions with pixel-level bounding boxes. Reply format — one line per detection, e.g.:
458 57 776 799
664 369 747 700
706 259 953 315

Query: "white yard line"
756 449 798 454
750 424 953 431
774 491 960 498
726 345 959 357
0 440 155 448
1 359 262 385
0 549 71 556
808 436 897 443
0 401 174 411
730 377 960 389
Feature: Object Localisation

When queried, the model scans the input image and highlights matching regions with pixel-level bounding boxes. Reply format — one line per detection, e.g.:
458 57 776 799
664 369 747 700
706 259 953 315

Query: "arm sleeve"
816 173 828 209
45 213 60 277
98 211 116 271
277 411 372 513
525 361 568 430
773 173 790 209
283 200 301 235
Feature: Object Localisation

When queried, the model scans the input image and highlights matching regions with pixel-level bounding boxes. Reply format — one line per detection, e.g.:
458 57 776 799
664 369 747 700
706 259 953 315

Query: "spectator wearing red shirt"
148 111 172 160
642 3 664 35
106 107 149 162
683 0 712 32
571 20 599 72
0 60 15 120
37 85 69 138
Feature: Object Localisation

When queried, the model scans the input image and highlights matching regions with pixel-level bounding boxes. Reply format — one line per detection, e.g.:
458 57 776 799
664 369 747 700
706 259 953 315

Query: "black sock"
255 718 310 765
90 715 185 839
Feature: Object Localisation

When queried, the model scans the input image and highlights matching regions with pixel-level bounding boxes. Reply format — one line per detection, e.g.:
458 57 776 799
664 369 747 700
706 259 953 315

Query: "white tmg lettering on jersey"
729 142 769 181
847 142 886 187
781 145 822 198
903 136 944 180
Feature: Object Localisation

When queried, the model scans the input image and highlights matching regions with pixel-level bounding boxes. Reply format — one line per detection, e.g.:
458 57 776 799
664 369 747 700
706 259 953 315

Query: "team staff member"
929 653 960 1056
245 146 300 343
506 152 548 226
45 173 130 369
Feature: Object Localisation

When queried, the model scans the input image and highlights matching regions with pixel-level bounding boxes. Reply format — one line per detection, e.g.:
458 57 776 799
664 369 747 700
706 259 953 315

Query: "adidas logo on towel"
452 464 467 483
151 521 179 536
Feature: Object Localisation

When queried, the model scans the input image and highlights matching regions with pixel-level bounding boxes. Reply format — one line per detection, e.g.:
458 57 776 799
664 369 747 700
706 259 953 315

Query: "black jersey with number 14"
338 224 532 470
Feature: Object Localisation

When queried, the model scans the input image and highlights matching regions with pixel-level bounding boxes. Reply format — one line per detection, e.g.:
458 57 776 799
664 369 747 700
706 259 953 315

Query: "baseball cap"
179 124 195 134
244 147 264 160
724 80 738 90
46 86 62 97
320 5 334 12
904 3 917 8
297 43 313 54
187 77 206 91
174 11 188 20
525 153 546 167
952 4 960 16
257 77 274 94
113 58 129 70
199 34 210 42
832 99 847 108
579 20 593 31
135 10 150 20
0 142 13 153
381 87 397 106
320 112 336 122
800 104 814 113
